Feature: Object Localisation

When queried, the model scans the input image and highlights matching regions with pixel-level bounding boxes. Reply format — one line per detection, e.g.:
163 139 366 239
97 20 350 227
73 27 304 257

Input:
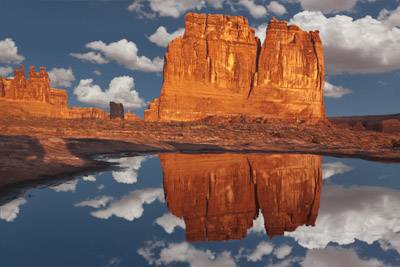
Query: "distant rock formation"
110 102 125 120
0 65 72 118
0 65 141 121
161 153 322 241
331 114 400 133
124 112 142 121
145 13 325 122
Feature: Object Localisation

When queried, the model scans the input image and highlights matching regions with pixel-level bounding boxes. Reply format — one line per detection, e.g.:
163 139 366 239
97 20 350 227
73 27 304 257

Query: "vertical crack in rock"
248 39 261 99
307 161 323 225
247 157 260 224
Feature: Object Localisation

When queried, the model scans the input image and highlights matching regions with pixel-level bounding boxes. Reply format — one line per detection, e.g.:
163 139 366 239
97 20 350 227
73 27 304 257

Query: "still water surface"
1 153 400 267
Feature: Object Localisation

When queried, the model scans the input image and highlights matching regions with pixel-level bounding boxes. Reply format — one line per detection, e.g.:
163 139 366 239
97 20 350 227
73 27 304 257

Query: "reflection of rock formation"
252 155 321 238
161 153 322 241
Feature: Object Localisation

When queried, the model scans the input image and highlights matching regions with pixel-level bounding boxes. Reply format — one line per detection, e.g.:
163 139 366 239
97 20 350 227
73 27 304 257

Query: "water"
0 153 400 267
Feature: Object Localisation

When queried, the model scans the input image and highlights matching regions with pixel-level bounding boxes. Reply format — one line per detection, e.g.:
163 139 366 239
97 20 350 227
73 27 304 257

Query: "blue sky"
0 0 399 117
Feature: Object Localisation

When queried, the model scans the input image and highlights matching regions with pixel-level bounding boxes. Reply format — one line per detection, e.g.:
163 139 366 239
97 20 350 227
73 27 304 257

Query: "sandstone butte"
145 13 325 122
161 153 322 241
0 65 140 121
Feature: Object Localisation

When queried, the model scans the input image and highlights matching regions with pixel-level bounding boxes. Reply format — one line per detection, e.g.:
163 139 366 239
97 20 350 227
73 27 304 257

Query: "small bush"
311 136 321 144
392 140 400 149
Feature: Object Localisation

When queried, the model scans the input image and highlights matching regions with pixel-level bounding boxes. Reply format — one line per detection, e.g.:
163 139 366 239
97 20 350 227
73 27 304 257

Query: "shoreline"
0 116 399 192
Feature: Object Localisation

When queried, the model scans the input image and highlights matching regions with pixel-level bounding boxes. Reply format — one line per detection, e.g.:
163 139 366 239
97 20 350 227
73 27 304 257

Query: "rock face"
0 65 70 118
0 65 139 121
110 102 125 120
161 153 322 241
68 107 108 120
145 13 325 122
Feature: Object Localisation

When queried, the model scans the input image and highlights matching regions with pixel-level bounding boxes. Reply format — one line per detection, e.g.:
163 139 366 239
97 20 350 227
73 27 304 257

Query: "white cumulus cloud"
73 76 146 110
0 198 27 222
207 0 225 9
267 1 287 16
296 0 358 13
48 67 75 88
91 188 164 221
128 0 205 18
0 38 24 64
129 0 285 19
148 26 184 47
74 39 163 72
238 0 267 18
291 11 400 74
70 51 109 64
379 5 400 28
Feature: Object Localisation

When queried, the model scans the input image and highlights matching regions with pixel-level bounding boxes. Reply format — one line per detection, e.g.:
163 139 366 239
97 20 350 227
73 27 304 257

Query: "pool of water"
1 153 400 266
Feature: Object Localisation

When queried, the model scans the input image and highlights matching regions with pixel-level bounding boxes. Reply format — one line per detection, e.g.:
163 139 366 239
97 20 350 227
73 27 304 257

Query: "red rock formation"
382 119 400 133
68 107 108 120
125 112 142 121
255 18 325 118
145 13 325 122
0 65 141 121
161 153 322 241
1 65 52 102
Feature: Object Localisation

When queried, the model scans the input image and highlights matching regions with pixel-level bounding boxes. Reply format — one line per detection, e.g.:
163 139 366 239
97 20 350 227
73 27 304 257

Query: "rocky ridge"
0 65 140 121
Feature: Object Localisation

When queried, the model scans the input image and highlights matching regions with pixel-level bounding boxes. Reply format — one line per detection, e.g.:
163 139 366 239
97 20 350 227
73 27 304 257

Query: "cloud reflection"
0 197 27 222
301 247 386 267
155 213 185 234
75 196 114 209
286 185 400 250
138 241 237 267
91 188 164 221
108 156 148 184
322 162 352 179
50 179 79 192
